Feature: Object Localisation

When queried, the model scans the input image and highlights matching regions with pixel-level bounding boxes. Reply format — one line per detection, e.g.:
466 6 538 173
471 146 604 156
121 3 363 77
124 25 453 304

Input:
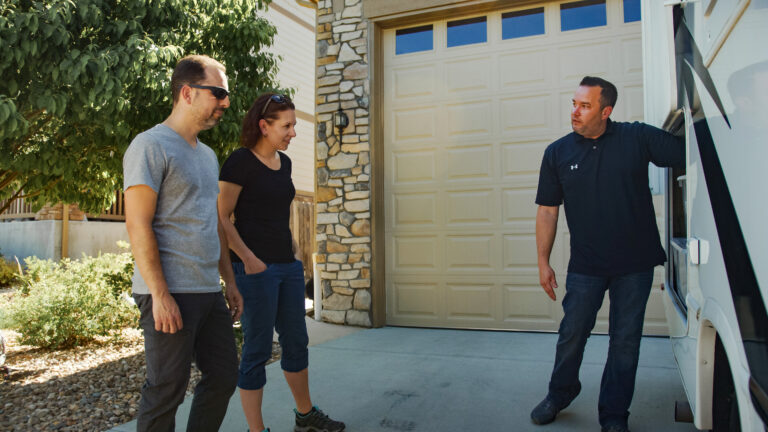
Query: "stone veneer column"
314 0 372 327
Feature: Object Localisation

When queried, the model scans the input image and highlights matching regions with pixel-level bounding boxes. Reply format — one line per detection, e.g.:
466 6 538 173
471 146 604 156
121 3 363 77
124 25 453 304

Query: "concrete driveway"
112 323 698 432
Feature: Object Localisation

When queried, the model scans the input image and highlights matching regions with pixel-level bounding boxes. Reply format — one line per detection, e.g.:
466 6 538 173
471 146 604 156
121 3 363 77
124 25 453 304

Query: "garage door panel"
559 91 577 133
622 84 644 122
445 144 494 181
395 107 437 141
445 235 497 271
620 37 642 75
499 50 550 88
558 41 612 82
392 150 437 184
445 56 493 93
502 188 538 222
446 101 494 136
446 283 498 321
502 141 548 176
391 281 442 318
394 65 437 98
391 235 440 271
500 95 551 132
503 285 561 330
503 234 539 269
445 189 496 225
392 192 438 227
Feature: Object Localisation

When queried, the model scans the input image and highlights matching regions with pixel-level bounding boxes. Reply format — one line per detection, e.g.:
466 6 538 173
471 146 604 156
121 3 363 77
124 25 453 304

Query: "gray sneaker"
294 406 345 432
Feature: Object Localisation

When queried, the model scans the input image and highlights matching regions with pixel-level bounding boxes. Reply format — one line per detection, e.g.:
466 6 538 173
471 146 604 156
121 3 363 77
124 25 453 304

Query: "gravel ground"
0 327 280 431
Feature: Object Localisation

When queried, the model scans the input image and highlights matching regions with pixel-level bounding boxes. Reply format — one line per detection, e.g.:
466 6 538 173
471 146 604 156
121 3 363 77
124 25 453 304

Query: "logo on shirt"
570 164 579 170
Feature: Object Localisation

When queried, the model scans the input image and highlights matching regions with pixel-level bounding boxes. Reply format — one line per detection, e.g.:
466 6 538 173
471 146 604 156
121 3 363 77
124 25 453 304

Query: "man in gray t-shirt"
123 55 243 432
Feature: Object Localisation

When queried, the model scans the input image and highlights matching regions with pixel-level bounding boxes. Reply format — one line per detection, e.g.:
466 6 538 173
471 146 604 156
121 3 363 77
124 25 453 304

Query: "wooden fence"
0 195 35 220
88 191 126 221
290 192 316 279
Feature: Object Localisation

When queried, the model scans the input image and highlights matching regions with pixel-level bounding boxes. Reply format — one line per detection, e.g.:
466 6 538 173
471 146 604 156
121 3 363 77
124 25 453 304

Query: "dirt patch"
0 327 280 431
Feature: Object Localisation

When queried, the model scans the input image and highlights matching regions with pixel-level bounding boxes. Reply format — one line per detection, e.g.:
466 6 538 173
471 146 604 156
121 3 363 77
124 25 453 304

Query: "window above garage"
447 16 487 48
392 0 639 56
560 0 607 31
396 25 434 55
623 0 641 23
502 7 545 40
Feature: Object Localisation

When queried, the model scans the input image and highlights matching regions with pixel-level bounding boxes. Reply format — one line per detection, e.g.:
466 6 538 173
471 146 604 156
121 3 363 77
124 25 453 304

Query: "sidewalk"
111 323 697 432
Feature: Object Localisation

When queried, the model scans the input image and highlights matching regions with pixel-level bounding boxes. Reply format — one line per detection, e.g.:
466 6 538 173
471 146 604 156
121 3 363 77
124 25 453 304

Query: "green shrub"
0 252 19 288
1 249 139 349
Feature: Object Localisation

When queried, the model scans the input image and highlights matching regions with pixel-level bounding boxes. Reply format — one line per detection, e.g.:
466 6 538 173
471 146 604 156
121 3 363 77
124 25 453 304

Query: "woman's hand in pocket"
244 256 268 275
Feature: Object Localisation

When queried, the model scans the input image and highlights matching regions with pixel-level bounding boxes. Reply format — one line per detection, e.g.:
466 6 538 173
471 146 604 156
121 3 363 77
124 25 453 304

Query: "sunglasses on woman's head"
260 94 290 116
188 84 230 100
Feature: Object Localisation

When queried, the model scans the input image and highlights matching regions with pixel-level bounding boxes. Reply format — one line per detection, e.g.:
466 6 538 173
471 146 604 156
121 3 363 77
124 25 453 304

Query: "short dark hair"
170 55 226 104
579 76 618 108
241 93 296 149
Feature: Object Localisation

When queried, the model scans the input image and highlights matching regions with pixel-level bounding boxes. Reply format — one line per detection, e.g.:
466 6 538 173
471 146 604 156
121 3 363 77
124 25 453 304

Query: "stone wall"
314 0 372 327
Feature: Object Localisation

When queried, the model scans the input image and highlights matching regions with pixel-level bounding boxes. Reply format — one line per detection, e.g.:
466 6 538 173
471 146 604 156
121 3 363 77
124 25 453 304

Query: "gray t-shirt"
123 124 221 294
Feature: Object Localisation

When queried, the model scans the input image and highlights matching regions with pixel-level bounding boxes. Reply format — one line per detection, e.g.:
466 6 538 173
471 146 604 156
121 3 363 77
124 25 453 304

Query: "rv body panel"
644 0 768 430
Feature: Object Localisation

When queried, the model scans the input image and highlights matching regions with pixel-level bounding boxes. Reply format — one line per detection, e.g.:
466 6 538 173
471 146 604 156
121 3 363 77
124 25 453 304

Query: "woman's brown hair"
241 93 295 149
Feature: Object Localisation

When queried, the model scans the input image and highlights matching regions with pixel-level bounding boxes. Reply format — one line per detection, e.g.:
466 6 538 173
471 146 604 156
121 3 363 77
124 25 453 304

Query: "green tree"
0 0 285 215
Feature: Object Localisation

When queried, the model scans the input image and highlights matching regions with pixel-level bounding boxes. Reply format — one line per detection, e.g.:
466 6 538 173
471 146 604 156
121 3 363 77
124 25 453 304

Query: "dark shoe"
294 406 345 432
531 397 562 425
601 425 630 432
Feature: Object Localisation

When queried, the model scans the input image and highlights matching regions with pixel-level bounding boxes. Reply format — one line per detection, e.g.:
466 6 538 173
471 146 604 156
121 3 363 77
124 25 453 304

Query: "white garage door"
383 0 669 333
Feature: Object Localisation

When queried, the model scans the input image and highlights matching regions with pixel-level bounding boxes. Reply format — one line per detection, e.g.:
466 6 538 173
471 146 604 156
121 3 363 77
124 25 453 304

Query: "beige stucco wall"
262 2 317 195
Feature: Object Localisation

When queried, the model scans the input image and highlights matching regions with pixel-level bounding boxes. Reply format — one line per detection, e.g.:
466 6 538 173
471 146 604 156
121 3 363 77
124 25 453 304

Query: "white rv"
641 0 768 431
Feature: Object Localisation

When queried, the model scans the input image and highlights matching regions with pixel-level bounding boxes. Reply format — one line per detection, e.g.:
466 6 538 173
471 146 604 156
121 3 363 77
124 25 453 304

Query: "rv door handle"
688 237 710 265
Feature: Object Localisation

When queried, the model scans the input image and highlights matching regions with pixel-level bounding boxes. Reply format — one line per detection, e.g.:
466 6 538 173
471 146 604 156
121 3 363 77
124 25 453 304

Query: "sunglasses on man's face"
188 84 230 100
260 94 290 116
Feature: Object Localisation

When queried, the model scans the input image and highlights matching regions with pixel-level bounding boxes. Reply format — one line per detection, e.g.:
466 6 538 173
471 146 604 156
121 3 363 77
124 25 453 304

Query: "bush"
0 248 138 349
0 252 19 288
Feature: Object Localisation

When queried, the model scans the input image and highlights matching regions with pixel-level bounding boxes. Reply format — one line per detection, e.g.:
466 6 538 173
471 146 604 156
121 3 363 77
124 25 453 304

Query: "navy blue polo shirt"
535 120 684 277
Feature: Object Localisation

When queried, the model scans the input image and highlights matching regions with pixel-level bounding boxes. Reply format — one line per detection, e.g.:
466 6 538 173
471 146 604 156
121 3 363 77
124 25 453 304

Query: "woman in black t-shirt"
218 94 345 432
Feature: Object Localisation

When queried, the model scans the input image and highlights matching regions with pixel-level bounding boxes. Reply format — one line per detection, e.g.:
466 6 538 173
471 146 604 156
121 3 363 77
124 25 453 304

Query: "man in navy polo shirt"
529 76 684 432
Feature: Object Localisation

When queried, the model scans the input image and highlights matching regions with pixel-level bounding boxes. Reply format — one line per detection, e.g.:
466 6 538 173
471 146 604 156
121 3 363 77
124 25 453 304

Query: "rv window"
502 8 545 40
623 0 641 23
668 165 688 307
396 25 434 55
560 0 607 32
447 16 487 48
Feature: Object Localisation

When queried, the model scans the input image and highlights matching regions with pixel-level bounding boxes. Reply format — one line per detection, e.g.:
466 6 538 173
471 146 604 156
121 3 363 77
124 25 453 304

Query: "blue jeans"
547 269 654 428
233 260 309 390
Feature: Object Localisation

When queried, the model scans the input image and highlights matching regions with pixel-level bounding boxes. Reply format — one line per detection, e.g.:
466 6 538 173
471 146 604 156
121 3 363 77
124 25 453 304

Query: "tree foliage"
0 0 286 214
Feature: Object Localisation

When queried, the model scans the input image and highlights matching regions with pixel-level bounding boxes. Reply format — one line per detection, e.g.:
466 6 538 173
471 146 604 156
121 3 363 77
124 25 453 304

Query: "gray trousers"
134 292 238 432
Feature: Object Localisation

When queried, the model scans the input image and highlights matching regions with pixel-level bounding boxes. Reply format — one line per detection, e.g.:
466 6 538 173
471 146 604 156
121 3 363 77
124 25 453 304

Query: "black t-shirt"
535 120 685 277
219 147 296 263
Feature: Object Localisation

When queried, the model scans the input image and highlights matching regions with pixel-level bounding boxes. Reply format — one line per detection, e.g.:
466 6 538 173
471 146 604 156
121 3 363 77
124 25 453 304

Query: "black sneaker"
294 406 345 432
530 397 563 425
601 425 630 432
